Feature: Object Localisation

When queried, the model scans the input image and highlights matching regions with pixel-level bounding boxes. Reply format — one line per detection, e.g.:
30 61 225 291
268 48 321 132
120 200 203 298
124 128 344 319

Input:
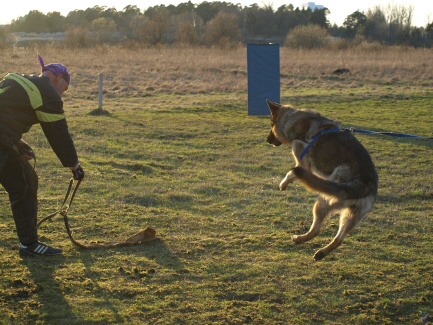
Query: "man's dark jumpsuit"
0 73 78 245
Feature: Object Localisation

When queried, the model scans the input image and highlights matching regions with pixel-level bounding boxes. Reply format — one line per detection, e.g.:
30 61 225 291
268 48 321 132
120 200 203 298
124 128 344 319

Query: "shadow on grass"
377 192 433 205
78 238 184 271
17 237 183 324
88 107 149 129
21 255 80 324
88 108 111 116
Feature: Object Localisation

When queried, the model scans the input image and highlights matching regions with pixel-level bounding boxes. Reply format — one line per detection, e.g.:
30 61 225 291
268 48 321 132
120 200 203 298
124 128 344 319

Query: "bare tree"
144 7 172 45
365 6 388 42
175 12 202 46
91 17 117 43
177 22 199 45
384 3 414 27
285 25 329 48
130 15 148 42
204 12 240 47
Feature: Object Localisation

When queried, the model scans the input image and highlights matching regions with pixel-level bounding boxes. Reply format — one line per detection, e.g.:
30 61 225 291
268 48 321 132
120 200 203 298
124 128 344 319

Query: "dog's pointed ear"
266 99 281 117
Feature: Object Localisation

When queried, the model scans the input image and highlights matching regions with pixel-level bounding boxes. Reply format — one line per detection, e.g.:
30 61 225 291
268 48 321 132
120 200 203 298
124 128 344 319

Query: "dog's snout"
267 131 282 146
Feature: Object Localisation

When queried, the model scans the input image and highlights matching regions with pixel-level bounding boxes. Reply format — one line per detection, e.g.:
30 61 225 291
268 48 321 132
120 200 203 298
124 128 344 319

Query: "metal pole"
98 73 103 110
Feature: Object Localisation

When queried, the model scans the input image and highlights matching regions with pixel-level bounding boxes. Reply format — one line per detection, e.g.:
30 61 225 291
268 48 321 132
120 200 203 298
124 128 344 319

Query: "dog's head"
266 99 340 146
266 99 293 146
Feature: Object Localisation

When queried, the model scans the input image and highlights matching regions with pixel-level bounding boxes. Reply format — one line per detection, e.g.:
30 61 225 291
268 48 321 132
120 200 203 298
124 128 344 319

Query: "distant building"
302 2 325 11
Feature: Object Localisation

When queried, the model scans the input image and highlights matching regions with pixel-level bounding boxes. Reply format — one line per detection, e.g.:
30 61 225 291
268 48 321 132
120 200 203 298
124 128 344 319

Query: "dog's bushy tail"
291 166 376 200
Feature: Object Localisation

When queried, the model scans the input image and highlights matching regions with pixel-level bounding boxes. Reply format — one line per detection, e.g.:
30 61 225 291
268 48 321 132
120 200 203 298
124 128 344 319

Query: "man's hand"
15 139 36 162
70 163 85 180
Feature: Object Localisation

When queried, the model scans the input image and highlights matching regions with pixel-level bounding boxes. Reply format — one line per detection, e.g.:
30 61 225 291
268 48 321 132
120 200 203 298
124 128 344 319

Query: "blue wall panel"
247 43 280 116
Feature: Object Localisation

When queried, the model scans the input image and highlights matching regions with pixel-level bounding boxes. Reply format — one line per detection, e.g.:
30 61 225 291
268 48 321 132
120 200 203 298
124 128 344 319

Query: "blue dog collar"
299 127 341 160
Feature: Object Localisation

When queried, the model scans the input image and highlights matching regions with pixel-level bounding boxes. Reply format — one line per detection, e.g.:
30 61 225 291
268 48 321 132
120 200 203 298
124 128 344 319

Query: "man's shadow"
20 236 183 323
21 252 79 324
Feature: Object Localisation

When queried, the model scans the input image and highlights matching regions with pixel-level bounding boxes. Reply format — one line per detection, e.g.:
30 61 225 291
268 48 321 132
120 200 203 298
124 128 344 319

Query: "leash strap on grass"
38 178 158 249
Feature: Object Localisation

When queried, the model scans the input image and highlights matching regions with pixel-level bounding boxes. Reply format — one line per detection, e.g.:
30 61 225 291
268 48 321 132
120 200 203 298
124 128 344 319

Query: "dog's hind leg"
313 205 363 261
292 196 331 244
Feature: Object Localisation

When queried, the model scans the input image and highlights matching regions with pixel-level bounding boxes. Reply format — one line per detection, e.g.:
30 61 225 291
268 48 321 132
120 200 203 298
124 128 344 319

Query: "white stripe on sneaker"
34 244 48 254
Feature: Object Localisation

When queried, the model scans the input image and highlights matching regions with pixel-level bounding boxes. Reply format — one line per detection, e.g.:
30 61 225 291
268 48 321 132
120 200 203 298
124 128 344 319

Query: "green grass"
0 87 432 324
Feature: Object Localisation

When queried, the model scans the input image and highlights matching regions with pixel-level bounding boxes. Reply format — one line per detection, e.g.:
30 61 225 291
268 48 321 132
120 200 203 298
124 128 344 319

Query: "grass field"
0 45 432 324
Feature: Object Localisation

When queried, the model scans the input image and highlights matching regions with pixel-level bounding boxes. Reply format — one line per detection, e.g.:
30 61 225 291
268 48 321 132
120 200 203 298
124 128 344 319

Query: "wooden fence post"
98 73 103 111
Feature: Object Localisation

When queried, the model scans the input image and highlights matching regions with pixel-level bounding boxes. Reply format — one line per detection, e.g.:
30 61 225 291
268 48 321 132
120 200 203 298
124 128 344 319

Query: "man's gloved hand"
70 163 85 180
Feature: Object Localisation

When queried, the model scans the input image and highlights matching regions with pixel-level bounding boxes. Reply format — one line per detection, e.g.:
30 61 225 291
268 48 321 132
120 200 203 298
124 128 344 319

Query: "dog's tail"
291 166 376 200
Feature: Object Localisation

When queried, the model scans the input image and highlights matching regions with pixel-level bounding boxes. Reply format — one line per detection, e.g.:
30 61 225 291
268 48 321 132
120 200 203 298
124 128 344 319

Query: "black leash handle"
60 179 88 249
37 178 86 248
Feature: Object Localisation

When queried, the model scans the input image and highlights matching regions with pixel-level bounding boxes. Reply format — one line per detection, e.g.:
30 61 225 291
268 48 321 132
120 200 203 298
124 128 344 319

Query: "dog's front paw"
279 180 288 191
279 170 297 190
292 235 306 244
313 250 326 261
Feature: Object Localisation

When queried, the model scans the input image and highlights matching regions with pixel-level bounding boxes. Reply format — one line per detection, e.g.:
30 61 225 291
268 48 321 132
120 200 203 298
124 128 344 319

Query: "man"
0 54 84 257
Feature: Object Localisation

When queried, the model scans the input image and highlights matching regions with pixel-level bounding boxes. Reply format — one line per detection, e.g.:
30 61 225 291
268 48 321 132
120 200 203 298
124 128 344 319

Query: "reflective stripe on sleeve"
36 111 65 122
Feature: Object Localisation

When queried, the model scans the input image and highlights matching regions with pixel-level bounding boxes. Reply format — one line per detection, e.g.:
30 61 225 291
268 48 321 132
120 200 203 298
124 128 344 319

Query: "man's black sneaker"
19 242 62 257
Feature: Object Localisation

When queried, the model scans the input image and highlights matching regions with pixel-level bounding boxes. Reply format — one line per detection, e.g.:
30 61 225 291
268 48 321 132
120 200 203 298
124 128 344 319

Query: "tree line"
2 1 433 48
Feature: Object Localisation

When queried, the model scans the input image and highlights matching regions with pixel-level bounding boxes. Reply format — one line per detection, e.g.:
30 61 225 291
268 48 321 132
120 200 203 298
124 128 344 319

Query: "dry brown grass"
1 44 433 100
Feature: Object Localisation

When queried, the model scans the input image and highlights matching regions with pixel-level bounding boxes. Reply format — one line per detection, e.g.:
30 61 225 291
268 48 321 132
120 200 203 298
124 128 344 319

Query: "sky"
1 0 432 28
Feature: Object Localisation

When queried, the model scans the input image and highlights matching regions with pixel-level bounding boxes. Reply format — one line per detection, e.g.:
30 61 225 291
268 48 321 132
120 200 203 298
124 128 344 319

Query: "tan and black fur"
266 100 378 261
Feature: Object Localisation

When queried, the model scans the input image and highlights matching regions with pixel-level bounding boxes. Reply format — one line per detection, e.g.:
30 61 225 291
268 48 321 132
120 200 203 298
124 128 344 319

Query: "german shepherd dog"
266 100 378 261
